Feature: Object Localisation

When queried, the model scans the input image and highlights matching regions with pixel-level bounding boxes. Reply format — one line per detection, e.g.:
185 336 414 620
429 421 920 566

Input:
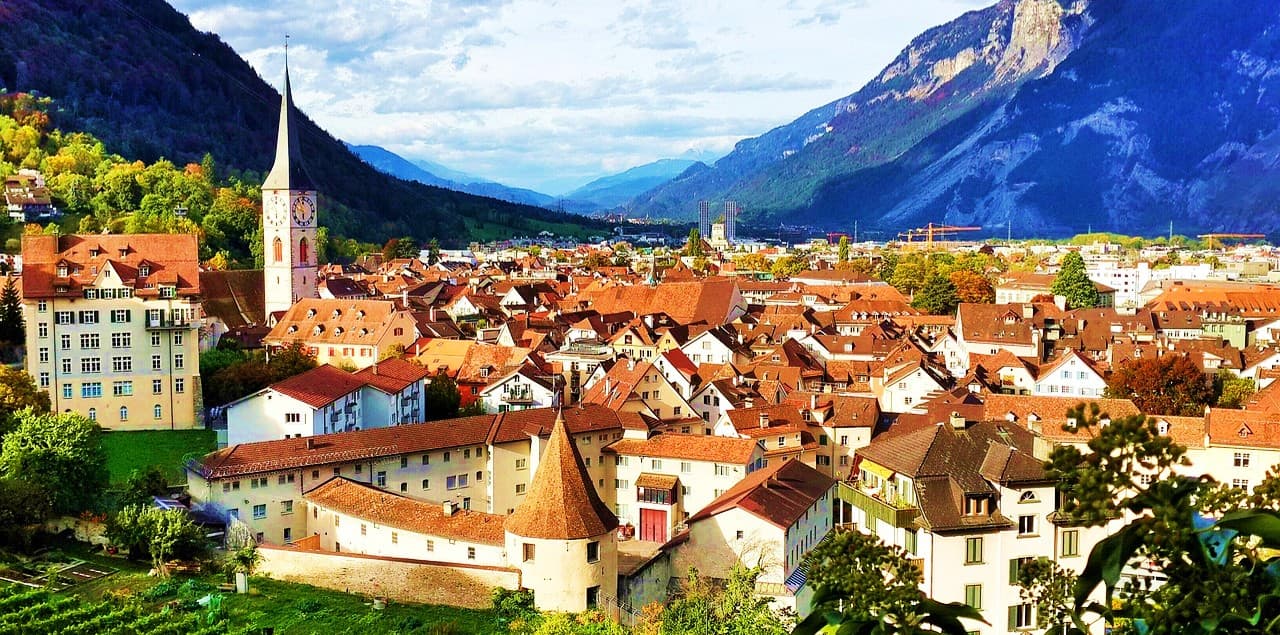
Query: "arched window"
119 406 128 422
273 237 283 263
153 404 162 420
88 408 97 421
299 237 309 263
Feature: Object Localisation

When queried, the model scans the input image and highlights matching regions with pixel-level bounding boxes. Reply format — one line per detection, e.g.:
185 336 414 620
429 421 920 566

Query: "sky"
169 0 992 194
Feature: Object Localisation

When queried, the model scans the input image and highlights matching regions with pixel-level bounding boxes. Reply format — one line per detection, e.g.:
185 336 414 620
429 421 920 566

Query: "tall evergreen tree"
1050 251 1100 309
686 228 704 257
837 235 850 263
0 277 22 344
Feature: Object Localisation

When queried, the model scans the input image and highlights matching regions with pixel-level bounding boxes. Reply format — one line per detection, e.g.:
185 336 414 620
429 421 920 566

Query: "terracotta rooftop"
264 298 412 347
194 413 498 479
353 357 431 394
270 364 368 408
200 269 266 328
504 411 619 540
305 477 505 545
22 233 200 299
604 433 761 465
687 459 834 530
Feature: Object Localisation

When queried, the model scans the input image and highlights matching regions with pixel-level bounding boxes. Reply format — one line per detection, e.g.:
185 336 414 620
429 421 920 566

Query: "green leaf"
1215 509 1280 548
1074 522 1144 606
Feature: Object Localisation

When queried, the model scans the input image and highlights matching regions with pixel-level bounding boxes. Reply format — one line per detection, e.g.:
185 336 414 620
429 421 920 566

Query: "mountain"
349 144 601 213
632 0 1280 237
566 159 703 209
0 0 606 246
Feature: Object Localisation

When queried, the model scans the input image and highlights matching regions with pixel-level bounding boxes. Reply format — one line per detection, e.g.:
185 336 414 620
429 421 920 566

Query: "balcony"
146 315 193 330
839 482 918 529
503 389 535 404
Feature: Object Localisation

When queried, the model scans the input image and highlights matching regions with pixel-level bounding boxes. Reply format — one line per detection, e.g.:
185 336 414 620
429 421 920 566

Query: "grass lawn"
101 429 217 486
48 542 503 634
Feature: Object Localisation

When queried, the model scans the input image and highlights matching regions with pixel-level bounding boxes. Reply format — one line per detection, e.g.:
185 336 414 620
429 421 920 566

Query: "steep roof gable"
504 411 619 540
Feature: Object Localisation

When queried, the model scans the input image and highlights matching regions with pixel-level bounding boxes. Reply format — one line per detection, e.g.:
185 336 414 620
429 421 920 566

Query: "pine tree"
427 238 441 265
1050 251 1100 309
686 229 704 257
0 277 22 344
838 236 850 263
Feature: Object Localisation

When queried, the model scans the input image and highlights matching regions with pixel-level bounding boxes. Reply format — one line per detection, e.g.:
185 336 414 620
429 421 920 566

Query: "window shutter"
1009 558 1018 584
1008 605 1018 631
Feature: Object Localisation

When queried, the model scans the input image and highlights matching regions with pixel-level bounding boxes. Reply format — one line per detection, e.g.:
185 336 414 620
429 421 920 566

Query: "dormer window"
89 248 100 257
306 309 317 318
334 327 344 335
56 265 68 277
1240 426 1252 438
287 326 298 334
312 325 324 336
480 366 491 378
118 249 128 258
159 287 175 299
138 265 150 277
1157 420 1169 436
358 328 369 336
964 494 991 516
331 309 341 319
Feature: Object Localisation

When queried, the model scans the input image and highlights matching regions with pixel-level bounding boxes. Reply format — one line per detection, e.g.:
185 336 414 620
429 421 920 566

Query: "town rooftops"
353 357 431 393
304 477 504 545
604 433 761 465
687 459 833 530
22 233 200 299
264 298 411 346
270 364 368 408
199 269 266 328
504 411 619 540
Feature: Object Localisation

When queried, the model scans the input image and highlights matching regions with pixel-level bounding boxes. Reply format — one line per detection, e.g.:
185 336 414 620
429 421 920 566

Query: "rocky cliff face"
634 0 1280 237
630 0 1090 222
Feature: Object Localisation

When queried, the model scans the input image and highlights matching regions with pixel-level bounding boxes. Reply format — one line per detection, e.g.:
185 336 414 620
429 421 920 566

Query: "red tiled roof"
195 414 497 479
1207 408 1280 449
271 364 368 408
504 412 618 540
353 357 431 393
22 233 200 299
687 459 833 529
304 477 504 545
604 433 761 464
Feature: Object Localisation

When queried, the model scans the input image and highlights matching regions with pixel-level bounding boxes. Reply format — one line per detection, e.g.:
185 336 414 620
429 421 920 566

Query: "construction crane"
1197 233 1266 250
897 223 982 250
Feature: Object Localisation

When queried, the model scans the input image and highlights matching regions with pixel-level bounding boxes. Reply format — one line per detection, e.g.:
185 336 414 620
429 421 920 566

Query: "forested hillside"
0 0 606 247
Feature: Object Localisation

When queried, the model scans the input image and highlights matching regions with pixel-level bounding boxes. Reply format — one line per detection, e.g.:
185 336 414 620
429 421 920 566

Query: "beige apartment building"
22 234 202 430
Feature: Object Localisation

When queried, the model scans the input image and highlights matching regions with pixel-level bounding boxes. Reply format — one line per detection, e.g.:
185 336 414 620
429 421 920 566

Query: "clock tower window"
273 237 283 263
299 237 309 263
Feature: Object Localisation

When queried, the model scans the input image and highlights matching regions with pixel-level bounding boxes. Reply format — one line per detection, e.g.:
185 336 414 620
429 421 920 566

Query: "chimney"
305 438 315 450
373 362 379 375
1022 304 1034 319
949 411 966 430
758 412 770 428
442 500 456 516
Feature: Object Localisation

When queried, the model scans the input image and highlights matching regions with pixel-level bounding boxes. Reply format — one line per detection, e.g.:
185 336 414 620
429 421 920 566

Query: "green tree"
267 341 319 382
796 528 983 634
1215 372 1256 408
911 274 960 315
0 477 53 549
686 228 705 257
427 238 441 265
661 565 789 634
837 236 850 263
1045 403 1280 634
0 276 22 344
1014 557 1077 635
106 505 207 573
770 255 808 279
0 410 108 514
424 374 463 421
119 465 169 510
1050 252 1100 309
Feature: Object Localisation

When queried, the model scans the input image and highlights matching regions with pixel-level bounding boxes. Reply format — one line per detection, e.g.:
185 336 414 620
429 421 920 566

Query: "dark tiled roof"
688 459 833 529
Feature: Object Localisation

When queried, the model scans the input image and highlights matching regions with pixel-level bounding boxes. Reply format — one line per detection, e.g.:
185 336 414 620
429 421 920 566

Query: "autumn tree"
948 269 994 304
734 252 769 273
770 255 809 279
0 367 51 437
1105 354 1213 416
1215 372 1256 408
911 274 960 316
1050 251 1100 309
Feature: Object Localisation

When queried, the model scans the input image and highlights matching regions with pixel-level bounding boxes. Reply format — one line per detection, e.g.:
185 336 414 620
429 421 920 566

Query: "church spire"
262 57 315 191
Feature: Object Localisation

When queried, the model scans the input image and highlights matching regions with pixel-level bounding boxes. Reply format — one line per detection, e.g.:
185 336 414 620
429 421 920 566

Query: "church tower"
262 61 318 317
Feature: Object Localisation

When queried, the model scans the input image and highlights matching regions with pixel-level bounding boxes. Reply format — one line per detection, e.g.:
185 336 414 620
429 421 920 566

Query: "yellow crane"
1197 233 1266 250
897 223 983 250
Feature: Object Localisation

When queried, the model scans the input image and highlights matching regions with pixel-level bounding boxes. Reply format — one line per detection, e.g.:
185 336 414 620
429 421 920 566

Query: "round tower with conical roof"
504 411 619 615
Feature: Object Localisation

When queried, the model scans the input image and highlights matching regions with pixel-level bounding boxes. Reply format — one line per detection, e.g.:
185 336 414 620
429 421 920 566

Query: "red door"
639 508 668 543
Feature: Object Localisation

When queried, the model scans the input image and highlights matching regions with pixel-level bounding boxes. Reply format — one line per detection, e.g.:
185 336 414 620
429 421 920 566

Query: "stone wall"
257 545 520 610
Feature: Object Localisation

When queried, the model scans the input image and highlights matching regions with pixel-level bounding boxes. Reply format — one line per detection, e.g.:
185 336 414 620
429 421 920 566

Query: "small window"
467 547 476 560
587 541 600 563
523 543 535 562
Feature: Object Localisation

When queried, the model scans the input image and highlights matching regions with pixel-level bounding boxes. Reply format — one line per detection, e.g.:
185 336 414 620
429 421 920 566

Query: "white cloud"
172 0 987 193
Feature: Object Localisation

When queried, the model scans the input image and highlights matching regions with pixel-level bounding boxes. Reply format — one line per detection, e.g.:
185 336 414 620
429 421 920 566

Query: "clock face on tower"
291 195 316 226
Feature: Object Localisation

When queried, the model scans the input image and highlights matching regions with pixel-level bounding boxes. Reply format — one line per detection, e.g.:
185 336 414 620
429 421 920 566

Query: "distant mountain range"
0 0 608 246
628 0 1280 237
350 144 705 213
